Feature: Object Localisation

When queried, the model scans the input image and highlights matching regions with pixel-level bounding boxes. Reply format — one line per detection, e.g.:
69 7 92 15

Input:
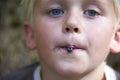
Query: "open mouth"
58 44 85 52
61 45 81 49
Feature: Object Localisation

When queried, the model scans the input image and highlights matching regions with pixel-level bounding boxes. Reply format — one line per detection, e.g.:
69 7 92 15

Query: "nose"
63 9 82 33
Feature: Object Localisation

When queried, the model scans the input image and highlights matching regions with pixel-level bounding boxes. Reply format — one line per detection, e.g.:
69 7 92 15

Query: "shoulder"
115 71 120 80
105 65 120 80
0 62 40 80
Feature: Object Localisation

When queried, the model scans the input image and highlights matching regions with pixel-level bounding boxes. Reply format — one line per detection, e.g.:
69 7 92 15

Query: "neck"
41 62 106 80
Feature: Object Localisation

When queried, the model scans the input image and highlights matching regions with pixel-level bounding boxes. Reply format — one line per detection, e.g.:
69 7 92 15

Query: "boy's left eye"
48 9 64 17
84 10 100 17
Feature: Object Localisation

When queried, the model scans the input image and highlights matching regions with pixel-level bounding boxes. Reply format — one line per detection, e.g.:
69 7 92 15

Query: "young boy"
1 0 120 80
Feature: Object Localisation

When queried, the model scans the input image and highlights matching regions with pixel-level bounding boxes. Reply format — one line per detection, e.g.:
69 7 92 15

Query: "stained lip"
58 43 86 50
61 45 82 49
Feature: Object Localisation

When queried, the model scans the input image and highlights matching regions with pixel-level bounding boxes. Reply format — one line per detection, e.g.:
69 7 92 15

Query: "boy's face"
25 0 118 77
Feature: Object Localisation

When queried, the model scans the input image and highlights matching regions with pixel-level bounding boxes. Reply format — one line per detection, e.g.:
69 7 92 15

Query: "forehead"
34 0 114 12
35 0 113 5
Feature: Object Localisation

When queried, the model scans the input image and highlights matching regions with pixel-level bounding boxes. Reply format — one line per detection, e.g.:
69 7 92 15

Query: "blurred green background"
0 0 120 77
0 0 39 77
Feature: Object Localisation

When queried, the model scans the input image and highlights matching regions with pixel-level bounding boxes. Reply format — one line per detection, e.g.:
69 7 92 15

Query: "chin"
54 62 88 77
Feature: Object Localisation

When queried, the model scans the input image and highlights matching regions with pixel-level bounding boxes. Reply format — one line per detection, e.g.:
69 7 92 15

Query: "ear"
110 24 120 54
24 21 36 50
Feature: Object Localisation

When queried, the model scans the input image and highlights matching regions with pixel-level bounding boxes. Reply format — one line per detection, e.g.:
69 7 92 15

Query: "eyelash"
47 9 64 17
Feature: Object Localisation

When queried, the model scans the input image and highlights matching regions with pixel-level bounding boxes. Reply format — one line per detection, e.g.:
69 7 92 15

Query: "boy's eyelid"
45 5 64 13
85 6 101 13
47 7 63 12
46 4 63 10
82 3 105 15
82 1 105 11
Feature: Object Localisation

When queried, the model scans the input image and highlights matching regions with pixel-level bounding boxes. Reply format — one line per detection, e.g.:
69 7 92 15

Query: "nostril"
74 28 79 32
66 27 70 32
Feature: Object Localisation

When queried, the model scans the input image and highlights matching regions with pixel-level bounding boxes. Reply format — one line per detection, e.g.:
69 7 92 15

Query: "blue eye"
49 9 64 16
84 10 99 17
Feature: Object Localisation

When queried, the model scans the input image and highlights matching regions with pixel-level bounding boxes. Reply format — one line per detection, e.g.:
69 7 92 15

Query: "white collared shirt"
34 65 119 80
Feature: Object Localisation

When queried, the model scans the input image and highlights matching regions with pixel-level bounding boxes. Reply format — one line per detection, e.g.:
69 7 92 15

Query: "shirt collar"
33 65 117 80
104 65 116 80
34 65 41 80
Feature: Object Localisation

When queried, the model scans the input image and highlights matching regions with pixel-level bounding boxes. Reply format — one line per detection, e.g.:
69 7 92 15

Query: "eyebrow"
81 0 113 11
82 0 112 6
45 0 111 6
82 0 100 4
41 0 64 4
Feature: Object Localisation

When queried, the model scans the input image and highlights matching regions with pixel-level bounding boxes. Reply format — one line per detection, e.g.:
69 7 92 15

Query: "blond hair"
21 0 120 25
21 0 35 26
114 0 120 24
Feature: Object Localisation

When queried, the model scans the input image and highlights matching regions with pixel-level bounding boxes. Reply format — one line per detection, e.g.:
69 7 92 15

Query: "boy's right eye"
48 9 64 17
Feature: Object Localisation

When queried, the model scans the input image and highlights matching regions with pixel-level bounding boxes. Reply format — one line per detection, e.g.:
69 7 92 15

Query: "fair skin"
24 0 120 80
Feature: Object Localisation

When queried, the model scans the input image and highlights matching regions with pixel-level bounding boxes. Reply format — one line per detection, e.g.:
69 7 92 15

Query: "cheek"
33 21 56 64
34 18 56 41
85 20 114 63
33 17 62 54
34 17 62 38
